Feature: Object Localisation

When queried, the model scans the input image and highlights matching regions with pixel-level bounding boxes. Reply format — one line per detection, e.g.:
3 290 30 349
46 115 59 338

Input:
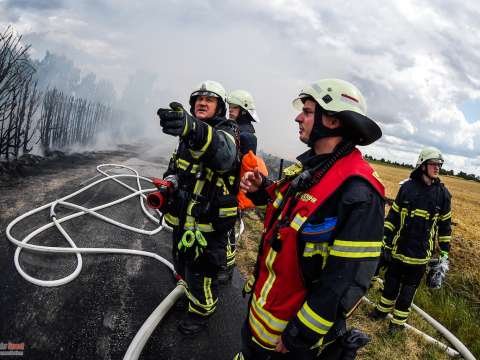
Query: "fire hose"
6 163 246 359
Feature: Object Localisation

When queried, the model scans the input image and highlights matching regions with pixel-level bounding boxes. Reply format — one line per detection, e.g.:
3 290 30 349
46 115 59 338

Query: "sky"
1 0 479 175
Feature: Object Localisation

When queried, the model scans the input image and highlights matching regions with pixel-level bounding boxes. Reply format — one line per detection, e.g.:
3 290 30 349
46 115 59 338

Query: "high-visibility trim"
379 296 395 305
410 208 431 219
251 294 287 332
329 240 382 258
272 192 283 209
229 176 236 185
377 304 393 313
391 202 400 212
392 253 429 265
204 277 214 307
205 167 214 181
302 242 329 258
219 207 238 218
177 158 190 170
440 211 452 221
258 248 278 307
248 310 279 348
233 353 245 360
438 236 451 243
181 118 189 137
193 179 205 195
393 308 410 318
297 302 333 335
186 200 197 216
290 213 308 231
251 335 276 350
392 208 408 248
384 221 395 232
391 317 407 325
189 126 213 159
164 213 179 226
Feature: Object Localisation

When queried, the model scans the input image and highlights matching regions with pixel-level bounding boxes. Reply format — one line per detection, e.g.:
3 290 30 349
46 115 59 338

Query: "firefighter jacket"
238 117 257 155
244 147 385 351
163 116 240 265
384 177 452 265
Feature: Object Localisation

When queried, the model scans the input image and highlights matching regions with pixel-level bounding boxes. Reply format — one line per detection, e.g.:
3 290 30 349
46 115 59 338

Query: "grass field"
236 161 480 359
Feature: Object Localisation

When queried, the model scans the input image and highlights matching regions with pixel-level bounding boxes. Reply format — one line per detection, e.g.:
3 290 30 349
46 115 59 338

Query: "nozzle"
146 191 166 209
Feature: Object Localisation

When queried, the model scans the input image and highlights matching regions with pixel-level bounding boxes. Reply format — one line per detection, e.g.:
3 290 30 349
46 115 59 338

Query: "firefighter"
157 80 240 335
228 89 260 155
218 89 262 284
370 147 452 334
235 79 385 359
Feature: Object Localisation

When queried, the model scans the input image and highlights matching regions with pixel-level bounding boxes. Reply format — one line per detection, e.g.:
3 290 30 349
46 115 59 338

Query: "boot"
218 265 234 284
387 322 405 335
368 308 388 320
178 312 208 336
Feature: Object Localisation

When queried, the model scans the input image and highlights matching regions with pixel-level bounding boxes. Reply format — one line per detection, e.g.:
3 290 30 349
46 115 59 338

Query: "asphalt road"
0 145 248 360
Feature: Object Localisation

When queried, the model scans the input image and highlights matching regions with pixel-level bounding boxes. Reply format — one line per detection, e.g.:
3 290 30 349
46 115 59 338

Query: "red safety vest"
248 149 385 349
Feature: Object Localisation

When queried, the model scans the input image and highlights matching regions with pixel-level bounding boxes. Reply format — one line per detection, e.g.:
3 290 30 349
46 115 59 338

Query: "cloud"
0 0 479 174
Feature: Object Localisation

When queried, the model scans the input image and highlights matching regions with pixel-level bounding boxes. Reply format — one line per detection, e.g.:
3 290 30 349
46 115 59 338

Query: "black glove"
157 102 196 137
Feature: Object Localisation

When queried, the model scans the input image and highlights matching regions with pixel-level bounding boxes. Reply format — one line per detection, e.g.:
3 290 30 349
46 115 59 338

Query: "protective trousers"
172 228 226 317
376 259 426 325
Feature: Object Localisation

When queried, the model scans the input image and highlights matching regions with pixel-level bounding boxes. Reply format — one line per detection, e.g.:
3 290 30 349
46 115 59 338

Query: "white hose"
368 277 476 359
123 282 187 360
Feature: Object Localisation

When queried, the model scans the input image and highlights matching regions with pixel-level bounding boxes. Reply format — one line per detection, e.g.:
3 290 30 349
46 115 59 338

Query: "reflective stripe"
410 208 430 219
204 277 213 307
248 310 278 348
193 179 205 195
302 242 329 258
330 240 382 258
391 202 400 212
219 207 238 218
290 213 307 231
393 308 410 318
233 353 245 360
379 296 395 306
205 167 214 181
164 213 179 225
440 211 452 221
177 158 189 170
189 126 213 159
392 253 429 265
392 208 408 248
251 294 287 332
228 176 236 185
258 248 277 307
384 221 395 232
438 236 451 243
272 192 283 209
297 302 333 335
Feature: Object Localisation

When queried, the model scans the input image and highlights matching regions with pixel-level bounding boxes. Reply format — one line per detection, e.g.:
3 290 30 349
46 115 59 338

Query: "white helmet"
415 147 444 169
227 89 260 122
189 80 227 117
292 78 381 145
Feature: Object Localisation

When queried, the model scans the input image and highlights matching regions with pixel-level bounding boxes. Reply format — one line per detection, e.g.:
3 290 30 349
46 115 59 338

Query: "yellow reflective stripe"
290 213 307 231
392 253 429 265
440 211 452 221
248 311 279 347
393 308 410 318
204 277 213 307
186 288 218 311
302 242 329 258
200 125 213 153
251 294 287 332
164 213 179 225
193 179 205 195
258 248 277 307
186 200 197 216
391 202 400 212
330 240 382 258
377 304 393 313
219 207 238 217
177 158 190 170
384 221 395 232
410 209 430 219
438 236 451 243
205 167 214 181
391 317 407 325
191 164 199 174
380 296 395 305
297 302 333 335
229 176 236 185
272 192 283 209
392 208 408 248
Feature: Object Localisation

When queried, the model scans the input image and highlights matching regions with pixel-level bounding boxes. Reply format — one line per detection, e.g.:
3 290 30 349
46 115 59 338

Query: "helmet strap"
307 103 343 147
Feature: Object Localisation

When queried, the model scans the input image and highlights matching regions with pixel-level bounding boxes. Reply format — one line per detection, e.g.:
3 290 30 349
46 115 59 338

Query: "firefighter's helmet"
227 89 260 122
189 80 227 117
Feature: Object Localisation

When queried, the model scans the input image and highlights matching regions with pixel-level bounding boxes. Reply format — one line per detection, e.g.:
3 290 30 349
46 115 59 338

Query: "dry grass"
236 162 480 359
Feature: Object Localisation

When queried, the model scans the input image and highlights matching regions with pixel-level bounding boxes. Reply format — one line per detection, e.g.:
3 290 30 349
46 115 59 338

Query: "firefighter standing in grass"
370 147 452 334
218 89 263 283
235 79 385 359
157 80 240 335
